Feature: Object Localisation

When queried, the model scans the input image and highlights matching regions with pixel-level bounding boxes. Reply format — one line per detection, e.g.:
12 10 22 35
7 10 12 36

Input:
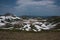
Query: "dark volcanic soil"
0 31 60 40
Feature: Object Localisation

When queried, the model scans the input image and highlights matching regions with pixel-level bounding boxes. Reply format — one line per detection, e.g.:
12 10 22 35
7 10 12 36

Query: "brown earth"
0 30 60 40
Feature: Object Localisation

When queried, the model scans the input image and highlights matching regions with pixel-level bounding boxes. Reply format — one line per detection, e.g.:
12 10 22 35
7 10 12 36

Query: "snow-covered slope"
14 22 58 32
0 15 21 27
0 15 59 32
0 23 5 27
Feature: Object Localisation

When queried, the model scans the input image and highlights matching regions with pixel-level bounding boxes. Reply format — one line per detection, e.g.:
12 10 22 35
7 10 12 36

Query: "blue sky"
0 0 60 16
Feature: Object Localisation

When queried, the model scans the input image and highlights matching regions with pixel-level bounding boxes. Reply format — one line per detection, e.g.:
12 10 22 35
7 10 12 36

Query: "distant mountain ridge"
20 15 60 19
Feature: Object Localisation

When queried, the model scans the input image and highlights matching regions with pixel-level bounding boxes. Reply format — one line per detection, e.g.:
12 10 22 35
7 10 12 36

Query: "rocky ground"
0 30 60 40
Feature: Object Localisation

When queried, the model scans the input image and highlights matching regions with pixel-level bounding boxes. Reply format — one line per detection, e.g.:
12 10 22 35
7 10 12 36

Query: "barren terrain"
0 30 60 40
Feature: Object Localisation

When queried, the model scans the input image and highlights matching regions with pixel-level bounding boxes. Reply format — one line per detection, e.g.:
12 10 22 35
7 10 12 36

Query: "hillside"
0 13 60 32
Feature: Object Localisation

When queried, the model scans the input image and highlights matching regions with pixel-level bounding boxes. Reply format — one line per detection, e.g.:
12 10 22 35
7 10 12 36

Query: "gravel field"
0 30 60 40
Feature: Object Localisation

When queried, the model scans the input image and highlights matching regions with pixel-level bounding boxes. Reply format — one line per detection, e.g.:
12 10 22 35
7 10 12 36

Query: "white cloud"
16 0 54 6
15 0 57 10
10 0 60 16
15 0 57 11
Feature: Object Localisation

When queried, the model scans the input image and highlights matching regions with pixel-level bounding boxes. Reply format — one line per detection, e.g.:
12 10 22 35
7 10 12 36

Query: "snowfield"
9 22 58 32
22 24 31 31
0 22 58 32
0 23 5 27
0 15 59 32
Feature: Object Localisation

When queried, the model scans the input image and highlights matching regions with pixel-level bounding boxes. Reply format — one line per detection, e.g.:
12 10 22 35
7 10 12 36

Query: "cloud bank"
0 0 60 16
10 0 60 16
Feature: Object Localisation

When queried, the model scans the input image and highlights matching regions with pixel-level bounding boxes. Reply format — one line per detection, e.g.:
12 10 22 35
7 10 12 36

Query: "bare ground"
0 30 60 40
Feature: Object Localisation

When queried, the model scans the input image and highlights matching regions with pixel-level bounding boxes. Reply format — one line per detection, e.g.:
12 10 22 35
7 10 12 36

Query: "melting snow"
23 24 31 31
34 25 42 31
0 23 5 27
0 15 58 32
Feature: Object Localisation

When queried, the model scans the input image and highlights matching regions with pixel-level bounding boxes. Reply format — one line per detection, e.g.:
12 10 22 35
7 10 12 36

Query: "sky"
0 0 60 16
